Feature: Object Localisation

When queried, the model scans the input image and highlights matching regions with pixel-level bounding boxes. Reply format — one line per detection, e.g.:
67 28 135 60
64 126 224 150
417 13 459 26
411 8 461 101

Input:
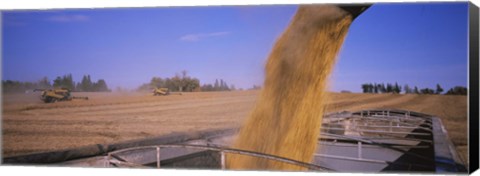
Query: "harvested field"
1 91 468 166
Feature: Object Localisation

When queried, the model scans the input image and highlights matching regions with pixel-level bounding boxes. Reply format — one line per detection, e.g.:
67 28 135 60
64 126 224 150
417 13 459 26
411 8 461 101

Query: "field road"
1 90 468 166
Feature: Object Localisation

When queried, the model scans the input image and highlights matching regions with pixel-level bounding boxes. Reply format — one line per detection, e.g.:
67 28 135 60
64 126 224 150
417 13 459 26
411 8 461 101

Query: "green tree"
386 83 393 93
53 74 74 90
53 76 62 88
171 74 182 91
361 84 369 93
184 78 200 92
201 84 214 91
445 86 467 95
139 71 201 92
150 77 165 88
94 79 110 92
81 75 93 91
64 74 75 90
436 84 444 94
420 88 435 94
393 82 401 94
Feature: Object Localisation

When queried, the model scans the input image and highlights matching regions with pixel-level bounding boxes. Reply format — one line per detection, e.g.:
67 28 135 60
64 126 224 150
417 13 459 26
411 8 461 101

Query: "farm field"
1 90 468 166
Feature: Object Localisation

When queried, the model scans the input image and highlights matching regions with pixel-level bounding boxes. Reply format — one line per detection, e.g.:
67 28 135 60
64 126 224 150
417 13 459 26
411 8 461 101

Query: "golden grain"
227 5 353 170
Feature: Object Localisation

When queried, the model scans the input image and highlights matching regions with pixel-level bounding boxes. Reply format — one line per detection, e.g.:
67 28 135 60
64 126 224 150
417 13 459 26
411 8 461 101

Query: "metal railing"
105 144 334 171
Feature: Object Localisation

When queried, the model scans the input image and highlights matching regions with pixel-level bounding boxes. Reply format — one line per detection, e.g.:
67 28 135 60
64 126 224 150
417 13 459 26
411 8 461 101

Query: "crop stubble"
2 91 468 166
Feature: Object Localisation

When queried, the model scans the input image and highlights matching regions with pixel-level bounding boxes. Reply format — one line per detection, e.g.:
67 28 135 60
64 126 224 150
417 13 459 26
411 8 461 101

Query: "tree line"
138 71 236 92
201 79 235 91
2 74 110 93
361 82 467 95
138 71 200 92
2 77 51 93
75 75 110 92
361 82 403 94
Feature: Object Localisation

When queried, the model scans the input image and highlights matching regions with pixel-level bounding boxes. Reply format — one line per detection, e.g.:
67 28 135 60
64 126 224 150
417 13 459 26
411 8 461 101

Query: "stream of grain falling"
227 5 353 171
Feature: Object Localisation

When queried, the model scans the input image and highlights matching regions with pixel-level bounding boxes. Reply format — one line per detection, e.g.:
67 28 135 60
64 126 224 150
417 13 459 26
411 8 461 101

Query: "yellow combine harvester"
33 88 89 103
153 87 170 96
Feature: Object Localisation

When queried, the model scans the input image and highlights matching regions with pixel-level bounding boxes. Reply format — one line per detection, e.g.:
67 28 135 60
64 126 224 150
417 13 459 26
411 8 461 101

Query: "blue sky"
2 3 468 92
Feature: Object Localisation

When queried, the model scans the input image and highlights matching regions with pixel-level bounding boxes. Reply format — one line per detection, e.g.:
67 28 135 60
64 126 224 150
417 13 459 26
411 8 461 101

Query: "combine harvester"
3 109 467 173
33 88 89 103
152 87 183 96
153 88 170 96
